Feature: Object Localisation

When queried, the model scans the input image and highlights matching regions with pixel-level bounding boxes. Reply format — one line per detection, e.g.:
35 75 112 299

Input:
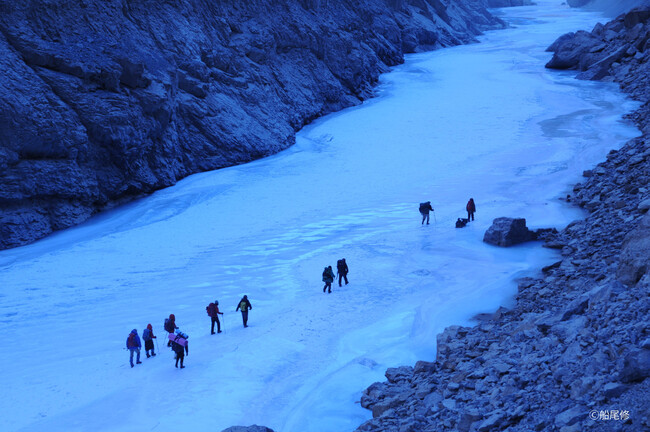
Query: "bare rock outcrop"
0 0 504 249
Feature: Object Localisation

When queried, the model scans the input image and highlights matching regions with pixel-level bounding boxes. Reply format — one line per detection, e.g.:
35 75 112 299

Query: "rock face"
357 8 650 432
222 426 275 432
483 217 535 246
0 0 504 249
546 7 650 135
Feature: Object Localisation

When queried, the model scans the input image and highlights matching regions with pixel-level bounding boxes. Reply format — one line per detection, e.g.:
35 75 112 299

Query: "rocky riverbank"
0 0 504 250
355 6 650 432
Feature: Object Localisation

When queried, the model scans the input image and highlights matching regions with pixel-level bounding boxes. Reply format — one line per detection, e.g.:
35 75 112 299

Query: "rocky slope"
0 0 503 249
355 7 650 432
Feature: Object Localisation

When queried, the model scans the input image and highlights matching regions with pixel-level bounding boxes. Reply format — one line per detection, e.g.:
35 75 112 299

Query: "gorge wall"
355 6 650 432
0 0 503 249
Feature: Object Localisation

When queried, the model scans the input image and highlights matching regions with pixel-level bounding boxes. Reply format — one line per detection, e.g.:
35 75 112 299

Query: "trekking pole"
155 336 159 355
222 314 225 332
433 211 437 224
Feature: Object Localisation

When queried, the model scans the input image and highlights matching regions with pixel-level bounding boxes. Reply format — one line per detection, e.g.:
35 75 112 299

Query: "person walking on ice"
206 300 224 334
466 198 476 221
126 329 142 368
142 323 157 358
322 265 335 293
236 295 252 328
170 331 189 369
336 258 349 287
164 314 178 346
419 201 434 225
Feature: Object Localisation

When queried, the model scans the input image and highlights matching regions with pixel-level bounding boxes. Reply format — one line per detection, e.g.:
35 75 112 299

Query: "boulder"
221 427 275 432
617 213 650 286
483 217 536 247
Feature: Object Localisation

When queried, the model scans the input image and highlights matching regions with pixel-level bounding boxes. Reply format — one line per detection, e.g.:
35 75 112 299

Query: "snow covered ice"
0 1 642 431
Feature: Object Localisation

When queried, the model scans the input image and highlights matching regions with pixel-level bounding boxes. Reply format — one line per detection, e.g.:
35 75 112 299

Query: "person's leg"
344 273 349 284
180 354 185 369
130 349 134 367
211 317 216 334
327 282 332 293
136 349 141 364
175 353 179 368
338 273 343 287
323 284 327 292
421 213 425 224
216 316 221 333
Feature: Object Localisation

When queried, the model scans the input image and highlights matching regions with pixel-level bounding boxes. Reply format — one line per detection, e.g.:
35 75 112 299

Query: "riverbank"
356 7 650 432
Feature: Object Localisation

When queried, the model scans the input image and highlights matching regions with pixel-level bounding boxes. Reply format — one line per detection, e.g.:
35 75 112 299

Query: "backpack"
143 328 151 341
455 218 468 228
127 333 136 348
164 318 172 333
206 303 216 316
419 202 427 212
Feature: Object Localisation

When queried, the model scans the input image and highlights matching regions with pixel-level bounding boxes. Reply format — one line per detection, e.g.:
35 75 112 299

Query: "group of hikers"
126 198 476 369
125 295 253 369
322 258 349 293
419 198 476 227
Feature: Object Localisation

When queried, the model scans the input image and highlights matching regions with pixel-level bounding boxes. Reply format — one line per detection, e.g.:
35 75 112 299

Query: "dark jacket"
236 297 252 312
419 202 434 214
337 259 349 275
322 266 335 283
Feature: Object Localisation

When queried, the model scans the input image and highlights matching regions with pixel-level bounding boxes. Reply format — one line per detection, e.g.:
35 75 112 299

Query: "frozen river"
0 1 641 431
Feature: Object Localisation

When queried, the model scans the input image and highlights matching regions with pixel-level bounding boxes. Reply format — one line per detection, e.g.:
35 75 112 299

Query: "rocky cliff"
0 0 503 249
356 6 650 432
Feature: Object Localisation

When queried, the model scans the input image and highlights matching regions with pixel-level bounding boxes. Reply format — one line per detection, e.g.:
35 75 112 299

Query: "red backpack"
206 303 216 316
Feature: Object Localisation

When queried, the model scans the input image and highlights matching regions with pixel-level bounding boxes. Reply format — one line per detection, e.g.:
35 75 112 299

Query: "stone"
221 427 274 432
554 406 586 428
617 213 650 286
602 382 629 399
483 217 536 247
638 199 650 212
619 349 650 383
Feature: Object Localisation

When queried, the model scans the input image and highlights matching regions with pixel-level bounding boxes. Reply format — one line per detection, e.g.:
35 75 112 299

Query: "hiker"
170 331 189 369
206 300 224 334
455 218 469 228
466 198 476 221
126 329 142 368
142 323 157 358
322 265 335 293
419 201 434 225
164 314 178 346
236 295 252 328
336 258 349 287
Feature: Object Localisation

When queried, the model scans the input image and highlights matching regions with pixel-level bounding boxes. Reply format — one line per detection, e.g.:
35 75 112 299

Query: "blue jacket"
142 328 153 341
126 329 141 349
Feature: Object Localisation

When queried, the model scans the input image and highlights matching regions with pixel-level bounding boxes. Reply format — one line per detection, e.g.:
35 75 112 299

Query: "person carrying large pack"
419 201 434 225
164 314 178 346
206 300 224 334
169 331 189 369
336 258 349 287
236 295 253 328
322 265 335 293
126 329 142 368
142 323 157 358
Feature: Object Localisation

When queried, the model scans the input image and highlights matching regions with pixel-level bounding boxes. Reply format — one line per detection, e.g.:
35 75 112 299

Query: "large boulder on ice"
483 217 536 247
545 30 601 69
221 426 275 432
617 213 650 286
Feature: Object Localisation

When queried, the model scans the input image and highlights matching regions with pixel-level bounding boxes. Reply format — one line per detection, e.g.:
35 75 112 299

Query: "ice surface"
0 1 641 431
